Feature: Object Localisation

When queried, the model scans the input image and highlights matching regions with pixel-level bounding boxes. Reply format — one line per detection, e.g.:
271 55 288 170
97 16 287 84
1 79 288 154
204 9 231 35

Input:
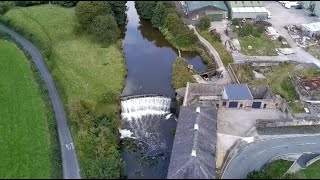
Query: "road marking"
253 150 266 158
298 143 317 146
271 145 287 149
66 143 74 151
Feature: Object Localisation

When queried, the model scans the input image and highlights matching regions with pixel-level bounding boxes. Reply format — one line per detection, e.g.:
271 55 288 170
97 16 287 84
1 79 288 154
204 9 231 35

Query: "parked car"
304 107 310 114
267 10 272 19
285 1 299 9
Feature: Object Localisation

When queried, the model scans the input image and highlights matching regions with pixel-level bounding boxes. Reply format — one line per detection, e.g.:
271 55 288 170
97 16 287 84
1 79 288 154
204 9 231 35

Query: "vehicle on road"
284 1 299 9
304 107 310 114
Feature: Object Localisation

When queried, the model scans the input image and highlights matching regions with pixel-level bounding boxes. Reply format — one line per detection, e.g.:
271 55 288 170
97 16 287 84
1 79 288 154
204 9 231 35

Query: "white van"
285 1 299 9
304 107 310 114
267 10 271 19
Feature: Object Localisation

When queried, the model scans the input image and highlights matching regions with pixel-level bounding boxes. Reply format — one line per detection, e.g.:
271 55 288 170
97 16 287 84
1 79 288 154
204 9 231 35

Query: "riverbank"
0 36 60 178
1 4 126 178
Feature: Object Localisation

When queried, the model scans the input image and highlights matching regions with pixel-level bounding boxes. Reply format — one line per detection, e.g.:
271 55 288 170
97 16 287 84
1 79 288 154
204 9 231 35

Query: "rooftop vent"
196 107 200 113
194 124 199 130
191 150 196 157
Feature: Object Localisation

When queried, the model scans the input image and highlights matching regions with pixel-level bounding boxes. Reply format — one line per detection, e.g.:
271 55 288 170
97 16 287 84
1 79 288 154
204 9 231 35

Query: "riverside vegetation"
1 1 127 178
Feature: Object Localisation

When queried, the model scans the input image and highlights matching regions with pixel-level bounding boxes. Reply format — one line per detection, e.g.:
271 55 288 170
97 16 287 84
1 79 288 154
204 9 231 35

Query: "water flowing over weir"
121 96 172 121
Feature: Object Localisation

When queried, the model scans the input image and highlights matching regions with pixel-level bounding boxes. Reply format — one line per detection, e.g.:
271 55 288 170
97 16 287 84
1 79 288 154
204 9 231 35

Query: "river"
120 1 206 178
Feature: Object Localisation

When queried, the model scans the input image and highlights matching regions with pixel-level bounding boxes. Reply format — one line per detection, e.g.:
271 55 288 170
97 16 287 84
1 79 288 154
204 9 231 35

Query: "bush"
135 1 158 20
151 1 170 28
232 18 240 26
238 24 253 37
174 28 198 49
163 12 181 35
281 77 299 101
108 1 127 26
172 57 195 89
52 1 78 7
0 1 15 15
198 16 211 31
75 1 112 31
88 15 121 46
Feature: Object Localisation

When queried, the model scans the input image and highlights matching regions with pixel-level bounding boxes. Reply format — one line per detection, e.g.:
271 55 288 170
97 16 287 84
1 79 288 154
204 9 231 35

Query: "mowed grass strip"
0 40 51 178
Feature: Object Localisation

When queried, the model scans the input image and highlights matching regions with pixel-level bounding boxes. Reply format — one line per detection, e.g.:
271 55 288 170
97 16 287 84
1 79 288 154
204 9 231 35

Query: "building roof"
223 84 253 100
167 106 217 179
229 1 265 8
186 1 228 13
232 6 268 13
301 22 320 32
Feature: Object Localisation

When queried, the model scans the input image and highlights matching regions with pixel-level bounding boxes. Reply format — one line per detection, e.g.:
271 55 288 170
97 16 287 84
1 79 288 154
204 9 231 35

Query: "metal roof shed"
222 84 253 100
301 22 320 37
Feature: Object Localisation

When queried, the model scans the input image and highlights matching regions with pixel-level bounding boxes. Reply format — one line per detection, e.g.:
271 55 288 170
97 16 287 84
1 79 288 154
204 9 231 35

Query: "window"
216 104 220 108
275 103 278 107
240 104 243 108
263 104 267 108
223 102 227 106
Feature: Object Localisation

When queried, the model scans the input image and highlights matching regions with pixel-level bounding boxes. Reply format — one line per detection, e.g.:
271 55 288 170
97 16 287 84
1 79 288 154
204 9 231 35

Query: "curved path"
0 24 81 179
222 135 320 179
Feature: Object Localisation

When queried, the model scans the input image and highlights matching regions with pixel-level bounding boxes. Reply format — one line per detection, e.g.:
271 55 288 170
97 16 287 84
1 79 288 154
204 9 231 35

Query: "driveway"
222 135 320 179
0 24 81 179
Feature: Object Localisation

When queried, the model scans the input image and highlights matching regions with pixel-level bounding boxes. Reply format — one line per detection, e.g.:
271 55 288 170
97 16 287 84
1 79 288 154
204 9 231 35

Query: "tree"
151 1 169 28
52 1 78 7
198 16 211 30
135 1 157 20
174 28 198 49
163 12 181 35
75 1 113 31
88 15 120 46
108 1 127 26
0 1 15 15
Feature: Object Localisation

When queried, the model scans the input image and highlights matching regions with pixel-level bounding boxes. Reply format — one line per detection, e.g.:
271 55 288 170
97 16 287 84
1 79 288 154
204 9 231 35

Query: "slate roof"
224 84 253 100
186 1 228 13
167 106 217 179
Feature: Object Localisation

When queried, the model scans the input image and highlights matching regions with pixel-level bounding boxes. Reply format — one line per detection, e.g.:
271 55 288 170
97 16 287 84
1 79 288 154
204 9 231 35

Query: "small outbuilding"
301 22 320 38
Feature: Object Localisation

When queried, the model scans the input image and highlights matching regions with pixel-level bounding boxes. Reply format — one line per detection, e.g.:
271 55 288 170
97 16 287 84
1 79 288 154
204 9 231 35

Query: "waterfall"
121 96 172 121
119 96 174 157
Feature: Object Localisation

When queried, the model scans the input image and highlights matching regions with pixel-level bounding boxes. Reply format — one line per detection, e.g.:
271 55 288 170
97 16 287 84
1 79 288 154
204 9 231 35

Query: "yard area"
239 34 288 56
231 62 318 112
0 40 53 178
3 5 126 178
196 28 233 66
305 45 320 60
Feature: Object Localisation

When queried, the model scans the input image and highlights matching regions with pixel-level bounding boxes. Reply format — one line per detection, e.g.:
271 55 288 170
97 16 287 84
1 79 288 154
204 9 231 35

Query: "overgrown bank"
172 57 195 90
1 2 127 178
135 1 215 69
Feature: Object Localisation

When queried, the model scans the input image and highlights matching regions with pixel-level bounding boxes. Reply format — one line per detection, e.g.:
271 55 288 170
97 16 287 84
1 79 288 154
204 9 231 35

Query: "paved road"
222 135 320 179
0 24 81 179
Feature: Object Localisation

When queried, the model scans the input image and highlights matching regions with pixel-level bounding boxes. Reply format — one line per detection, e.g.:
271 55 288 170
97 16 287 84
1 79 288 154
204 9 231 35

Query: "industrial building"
184 1 228 21
225 1 268 20
301 22 320 38
299 1 320 17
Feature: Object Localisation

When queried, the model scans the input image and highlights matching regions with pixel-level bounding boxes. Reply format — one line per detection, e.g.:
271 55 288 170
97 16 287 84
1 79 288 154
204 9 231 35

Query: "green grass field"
0 40 51 178
4 5 126 107
247 160 293 179
3 4 127 178
294 160 320 179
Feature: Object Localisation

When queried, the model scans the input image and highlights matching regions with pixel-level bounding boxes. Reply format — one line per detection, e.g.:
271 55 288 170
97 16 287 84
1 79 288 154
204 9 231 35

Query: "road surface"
222 135 320 179
0 24 81 179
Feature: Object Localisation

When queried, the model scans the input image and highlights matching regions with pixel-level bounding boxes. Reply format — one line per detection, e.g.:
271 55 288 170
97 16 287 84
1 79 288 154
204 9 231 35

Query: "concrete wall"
232 11 268 19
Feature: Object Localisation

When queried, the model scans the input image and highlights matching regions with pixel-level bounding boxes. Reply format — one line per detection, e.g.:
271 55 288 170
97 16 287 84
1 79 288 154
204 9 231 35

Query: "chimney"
191 150 196 157
196 107 200 113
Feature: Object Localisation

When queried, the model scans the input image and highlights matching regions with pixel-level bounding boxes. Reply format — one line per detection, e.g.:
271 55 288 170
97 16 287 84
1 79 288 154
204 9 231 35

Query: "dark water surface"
120 1 206 178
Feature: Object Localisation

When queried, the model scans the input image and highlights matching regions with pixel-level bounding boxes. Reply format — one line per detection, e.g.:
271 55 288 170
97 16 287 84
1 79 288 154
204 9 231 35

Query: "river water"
120 1 206 178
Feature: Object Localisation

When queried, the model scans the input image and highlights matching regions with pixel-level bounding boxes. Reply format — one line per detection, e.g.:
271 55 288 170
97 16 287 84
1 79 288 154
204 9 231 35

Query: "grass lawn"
288 102 305 113
305 45 320 60
3 4 126 178
172 57 195 89
197 28 233 66
232 62 317 104
294 160 320 179
247 159 293 179
239 34 288 56
0 40 51 178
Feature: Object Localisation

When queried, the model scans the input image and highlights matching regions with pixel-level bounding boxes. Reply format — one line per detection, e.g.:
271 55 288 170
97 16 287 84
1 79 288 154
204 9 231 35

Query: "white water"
121 96 172 121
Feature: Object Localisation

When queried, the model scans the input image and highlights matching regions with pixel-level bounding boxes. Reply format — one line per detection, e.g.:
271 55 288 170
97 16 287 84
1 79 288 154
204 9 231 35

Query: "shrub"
88 15 120 46
52 1 78 7
238 24 253 37
75 1 112 31
0 1 15 15
232 18 240 26
172 57 195 89
108 1 127 26
151 1 170 28
163 12 181 35
198 16 211 31
135 1 157 20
